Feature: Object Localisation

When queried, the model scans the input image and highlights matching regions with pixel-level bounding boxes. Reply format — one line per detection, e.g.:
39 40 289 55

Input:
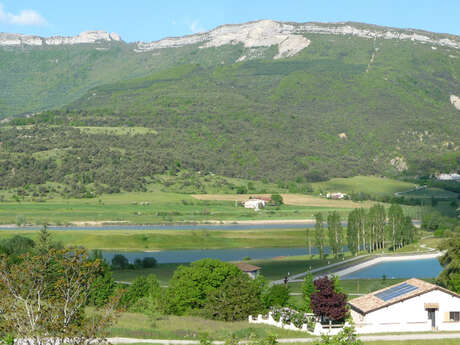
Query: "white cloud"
0 3 47 26
188 20 205 34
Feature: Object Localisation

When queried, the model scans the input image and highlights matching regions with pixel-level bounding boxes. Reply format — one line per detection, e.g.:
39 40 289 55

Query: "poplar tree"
388 204 404 251
314 213 325 259
374 204 386 250
347 210 359 256
305 228 312 258
328 211 343 258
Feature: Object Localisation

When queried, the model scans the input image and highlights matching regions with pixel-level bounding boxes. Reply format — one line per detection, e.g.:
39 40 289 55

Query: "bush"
163 258 244 315
111 254 130 270
87 264 116 307
121 274 161 312
311 277 348 323
262 284 290 308
142 257 157 268
203 274 265 321
270 194 283 206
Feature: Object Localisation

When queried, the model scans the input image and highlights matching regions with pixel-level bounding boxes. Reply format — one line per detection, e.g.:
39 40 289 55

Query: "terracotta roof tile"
235 262 261 272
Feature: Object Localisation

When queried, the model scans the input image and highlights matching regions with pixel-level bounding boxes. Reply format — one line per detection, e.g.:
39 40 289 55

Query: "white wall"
351 289 460 333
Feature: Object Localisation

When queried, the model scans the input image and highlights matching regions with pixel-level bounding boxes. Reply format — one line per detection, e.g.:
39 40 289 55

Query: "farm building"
326 192 346 199
234 262 261 279
349 278 460 333
243 199 267 211
437 173 460 181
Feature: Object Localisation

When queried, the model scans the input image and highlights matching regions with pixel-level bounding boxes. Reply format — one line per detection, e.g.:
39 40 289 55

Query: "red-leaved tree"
310 276 347 323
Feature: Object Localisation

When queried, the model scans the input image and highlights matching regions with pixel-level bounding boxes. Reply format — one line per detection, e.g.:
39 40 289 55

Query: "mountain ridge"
1 19 459 51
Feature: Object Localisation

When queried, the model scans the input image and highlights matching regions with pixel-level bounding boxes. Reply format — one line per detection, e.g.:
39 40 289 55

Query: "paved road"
271 254 370 285
109 333 460 344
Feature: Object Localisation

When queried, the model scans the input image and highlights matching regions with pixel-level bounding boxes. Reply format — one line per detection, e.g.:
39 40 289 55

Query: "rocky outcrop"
390 157 408 172
135 20 460 60
450 95 460 110
0 31 121 46
136 20 311 60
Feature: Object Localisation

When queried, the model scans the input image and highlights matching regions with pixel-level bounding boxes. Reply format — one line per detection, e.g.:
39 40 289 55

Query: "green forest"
1 27 459 197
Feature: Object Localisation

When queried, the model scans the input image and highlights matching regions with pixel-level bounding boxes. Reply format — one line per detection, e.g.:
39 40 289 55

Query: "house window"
450 312 460 322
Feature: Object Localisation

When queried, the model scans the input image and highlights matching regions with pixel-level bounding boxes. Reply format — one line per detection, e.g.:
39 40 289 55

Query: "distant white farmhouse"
437 173 460 181
326 192 346 199
243 199 267 211
349 278 460 333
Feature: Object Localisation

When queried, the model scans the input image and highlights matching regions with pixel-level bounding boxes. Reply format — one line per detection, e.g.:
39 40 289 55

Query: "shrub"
203 274 264 321
163 258 244 315
121 274 161 312
142 257 157 268
310 276 348 323
270 194 283 206
111 254 130 270
263 284 290 307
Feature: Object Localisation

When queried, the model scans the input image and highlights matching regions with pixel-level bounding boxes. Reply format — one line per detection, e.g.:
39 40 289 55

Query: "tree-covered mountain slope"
0 20 459 190
1 20 459 118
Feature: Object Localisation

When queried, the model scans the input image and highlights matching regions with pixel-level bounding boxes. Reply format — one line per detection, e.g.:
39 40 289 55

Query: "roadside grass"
107 313 311 340
112 340 460 345
363 340 460 345
312 176 415 197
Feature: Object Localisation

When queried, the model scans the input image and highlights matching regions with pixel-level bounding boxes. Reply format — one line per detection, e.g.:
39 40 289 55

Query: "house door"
427 309 436 328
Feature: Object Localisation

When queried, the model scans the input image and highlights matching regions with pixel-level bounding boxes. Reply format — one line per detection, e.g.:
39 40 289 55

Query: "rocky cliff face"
0 30 121 46
1 19 459 60
136 20 460 60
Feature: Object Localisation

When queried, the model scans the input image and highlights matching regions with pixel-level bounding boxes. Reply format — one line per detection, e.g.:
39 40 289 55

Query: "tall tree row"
346 204 415 255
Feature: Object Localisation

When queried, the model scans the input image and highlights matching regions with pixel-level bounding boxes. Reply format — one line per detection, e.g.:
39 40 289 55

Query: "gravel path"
109 333 460 344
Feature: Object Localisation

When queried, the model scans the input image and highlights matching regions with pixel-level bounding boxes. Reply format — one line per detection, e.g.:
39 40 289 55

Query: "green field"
399 187 459 200
0 228 316 251
312 176 416 196
0 189 369 225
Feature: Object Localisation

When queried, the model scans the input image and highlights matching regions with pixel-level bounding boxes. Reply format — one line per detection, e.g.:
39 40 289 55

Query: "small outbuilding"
243 199 267 211
235 262 261 279
349 278 460 333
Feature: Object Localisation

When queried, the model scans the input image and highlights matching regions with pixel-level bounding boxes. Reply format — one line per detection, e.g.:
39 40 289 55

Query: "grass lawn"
312 176 415 197
107 312 311 340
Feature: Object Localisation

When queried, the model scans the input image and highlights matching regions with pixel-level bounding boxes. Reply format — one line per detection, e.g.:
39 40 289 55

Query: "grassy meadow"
312 176 416 196
0 189 378 226
0 228 318 251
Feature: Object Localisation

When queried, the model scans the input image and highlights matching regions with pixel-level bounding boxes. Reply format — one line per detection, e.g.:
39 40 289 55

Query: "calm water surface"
341 258 442 279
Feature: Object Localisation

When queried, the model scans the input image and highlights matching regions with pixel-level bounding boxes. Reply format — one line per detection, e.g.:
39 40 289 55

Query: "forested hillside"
1 21 459 194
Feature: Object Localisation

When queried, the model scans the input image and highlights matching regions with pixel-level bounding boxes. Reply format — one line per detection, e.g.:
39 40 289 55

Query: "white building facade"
349 279 460 334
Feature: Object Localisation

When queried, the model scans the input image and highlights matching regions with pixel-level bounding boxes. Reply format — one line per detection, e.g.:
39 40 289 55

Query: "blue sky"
1 1 459 42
